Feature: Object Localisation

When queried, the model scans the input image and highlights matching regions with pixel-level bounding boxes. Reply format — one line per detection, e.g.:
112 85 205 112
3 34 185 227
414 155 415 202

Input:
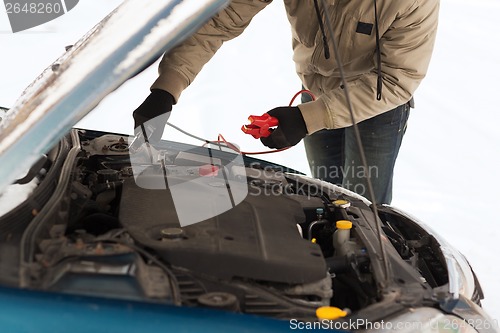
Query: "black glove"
132 89 174 142
260 106 308 149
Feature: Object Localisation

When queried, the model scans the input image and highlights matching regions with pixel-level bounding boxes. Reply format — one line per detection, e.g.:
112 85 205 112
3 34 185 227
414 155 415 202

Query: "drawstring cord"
373 0 383 101
314 0 383 100
313 0 331 60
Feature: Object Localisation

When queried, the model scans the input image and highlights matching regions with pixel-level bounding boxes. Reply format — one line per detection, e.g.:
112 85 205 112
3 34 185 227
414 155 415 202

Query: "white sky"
1 0 499 321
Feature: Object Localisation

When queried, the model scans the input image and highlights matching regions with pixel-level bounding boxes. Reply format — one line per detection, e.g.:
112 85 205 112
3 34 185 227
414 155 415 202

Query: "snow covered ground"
1 0 499 322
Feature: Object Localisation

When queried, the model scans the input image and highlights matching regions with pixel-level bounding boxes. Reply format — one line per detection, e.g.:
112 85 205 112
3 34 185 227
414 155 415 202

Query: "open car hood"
0 0 230 194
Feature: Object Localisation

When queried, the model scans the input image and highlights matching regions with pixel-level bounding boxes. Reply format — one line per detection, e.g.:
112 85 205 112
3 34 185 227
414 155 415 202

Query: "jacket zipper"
311 0 340 69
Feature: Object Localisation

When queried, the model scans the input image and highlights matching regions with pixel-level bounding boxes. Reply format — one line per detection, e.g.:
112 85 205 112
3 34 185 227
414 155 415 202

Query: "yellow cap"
316 306 348 320
336 220 352 230
333 199 351 208
311 238 317 243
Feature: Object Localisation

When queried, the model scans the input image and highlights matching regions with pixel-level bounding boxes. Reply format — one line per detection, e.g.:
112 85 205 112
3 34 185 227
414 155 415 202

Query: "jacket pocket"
312 11 356 76
313 8 378 76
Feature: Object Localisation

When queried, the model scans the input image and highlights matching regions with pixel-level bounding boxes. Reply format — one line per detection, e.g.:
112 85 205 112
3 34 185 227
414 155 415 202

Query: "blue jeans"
303 102 410 204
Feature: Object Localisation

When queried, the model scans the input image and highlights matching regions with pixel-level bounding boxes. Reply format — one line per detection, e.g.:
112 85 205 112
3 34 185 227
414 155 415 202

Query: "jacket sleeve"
299 0 440 132
151 0 271 103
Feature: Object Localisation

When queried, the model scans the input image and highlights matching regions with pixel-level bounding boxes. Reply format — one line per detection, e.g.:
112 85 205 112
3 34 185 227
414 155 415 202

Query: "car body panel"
0 286 294 333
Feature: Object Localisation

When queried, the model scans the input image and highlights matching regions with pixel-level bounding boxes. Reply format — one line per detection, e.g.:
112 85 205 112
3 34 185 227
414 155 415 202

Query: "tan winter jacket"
151 0 439 133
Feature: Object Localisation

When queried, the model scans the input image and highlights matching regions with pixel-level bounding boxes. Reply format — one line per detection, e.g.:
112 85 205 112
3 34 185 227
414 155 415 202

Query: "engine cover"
119 175 327 284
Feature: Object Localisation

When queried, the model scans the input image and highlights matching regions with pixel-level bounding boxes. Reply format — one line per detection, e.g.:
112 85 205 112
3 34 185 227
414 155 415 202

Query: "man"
133 0 439 204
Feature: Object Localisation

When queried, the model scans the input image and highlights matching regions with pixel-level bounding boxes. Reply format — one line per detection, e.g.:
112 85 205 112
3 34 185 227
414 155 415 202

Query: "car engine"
10 129 459 321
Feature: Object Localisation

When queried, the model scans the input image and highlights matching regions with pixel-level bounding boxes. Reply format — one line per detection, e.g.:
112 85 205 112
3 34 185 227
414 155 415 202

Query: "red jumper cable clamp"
241 114 279 139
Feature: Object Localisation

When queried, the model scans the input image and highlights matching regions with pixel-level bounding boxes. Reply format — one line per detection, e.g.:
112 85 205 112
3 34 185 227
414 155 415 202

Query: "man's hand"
260 106 308 149
132 89 174 142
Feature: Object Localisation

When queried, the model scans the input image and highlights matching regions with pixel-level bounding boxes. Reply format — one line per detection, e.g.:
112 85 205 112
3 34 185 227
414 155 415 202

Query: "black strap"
373 0 383 101
313 0 330 60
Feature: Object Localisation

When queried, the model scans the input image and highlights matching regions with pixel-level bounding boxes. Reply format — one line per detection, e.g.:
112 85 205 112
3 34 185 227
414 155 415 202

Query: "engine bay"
12 129 455 321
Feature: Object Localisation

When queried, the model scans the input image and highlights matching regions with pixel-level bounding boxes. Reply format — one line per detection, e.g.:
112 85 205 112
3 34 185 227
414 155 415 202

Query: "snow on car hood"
0 0 229 194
